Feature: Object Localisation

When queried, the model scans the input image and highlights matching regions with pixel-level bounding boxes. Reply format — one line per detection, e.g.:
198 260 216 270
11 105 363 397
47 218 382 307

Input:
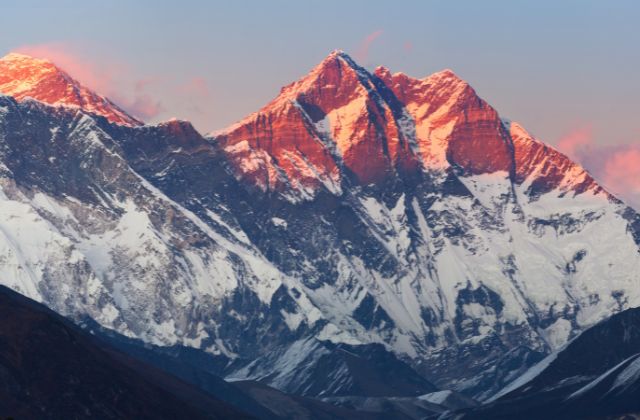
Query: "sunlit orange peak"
0 52 141 126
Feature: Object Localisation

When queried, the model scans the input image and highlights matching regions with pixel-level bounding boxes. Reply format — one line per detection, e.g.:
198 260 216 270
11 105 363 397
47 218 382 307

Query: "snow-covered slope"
0 51 639 401
0 95 316 355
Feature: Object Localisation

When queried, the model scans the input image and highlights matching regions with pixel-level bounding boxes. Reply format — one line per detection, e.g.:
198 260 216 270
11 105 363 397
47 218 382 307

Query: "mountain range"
0 49 639 417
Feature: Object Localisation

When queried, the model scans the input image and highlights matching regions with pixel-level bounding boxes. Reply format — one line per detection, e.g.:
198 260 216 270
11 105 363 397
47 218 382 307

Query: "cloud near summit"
555 124 640 209
354 30 383 64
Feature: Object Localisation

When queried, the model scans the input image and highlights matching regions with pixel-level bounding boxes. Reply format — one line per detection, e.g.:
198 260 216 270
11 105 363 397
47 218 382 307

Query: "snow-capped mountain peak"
214 51 519 201
0 52 140 126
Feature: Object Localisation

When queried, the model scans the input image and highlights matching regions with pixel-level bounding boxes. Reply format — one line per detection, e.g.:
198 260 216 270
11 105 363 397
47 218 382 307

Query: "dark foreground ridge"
0 285 249 419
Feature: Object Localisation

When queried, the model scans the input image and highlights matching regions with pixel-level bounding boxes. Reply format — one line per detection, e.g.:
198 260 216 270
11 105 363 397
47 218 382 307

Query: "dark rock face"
233 380 409 420
0 285 249 420
455 307 640 419
226 339 438 399
322 391 479 420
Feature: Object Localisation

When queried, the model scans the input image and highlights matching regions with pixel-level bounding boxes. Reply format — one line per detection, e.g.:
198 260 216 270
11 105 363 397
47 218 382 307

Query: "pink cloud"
122 78 165 119
403 41 414 54
602 147 640 197
10 42 164 121
172 76 214 118
556 123 593 160
126 94 164 120
553 125 640 208
106 76 166 121
134 78 156 92
177 77 211 97
354 30 383 64
12 42 125 99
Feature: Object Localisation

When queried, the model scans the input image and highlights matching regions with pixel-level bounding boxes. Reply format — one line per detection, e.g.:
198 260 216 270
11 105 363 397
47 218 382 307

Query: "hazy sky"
2 0 640 205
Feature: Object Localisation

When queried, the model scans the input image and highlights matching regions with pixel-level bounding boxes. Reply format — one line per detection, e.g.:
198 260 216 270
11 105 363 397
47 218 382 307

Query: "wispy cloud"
172 76 214 118
555 124 640 209
122 77 165 119
11 41 165 121
176 77 211 97
354 30 383 64
12 42 123 96
403 41 414 54
599 146 640 205
556 123 593 160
